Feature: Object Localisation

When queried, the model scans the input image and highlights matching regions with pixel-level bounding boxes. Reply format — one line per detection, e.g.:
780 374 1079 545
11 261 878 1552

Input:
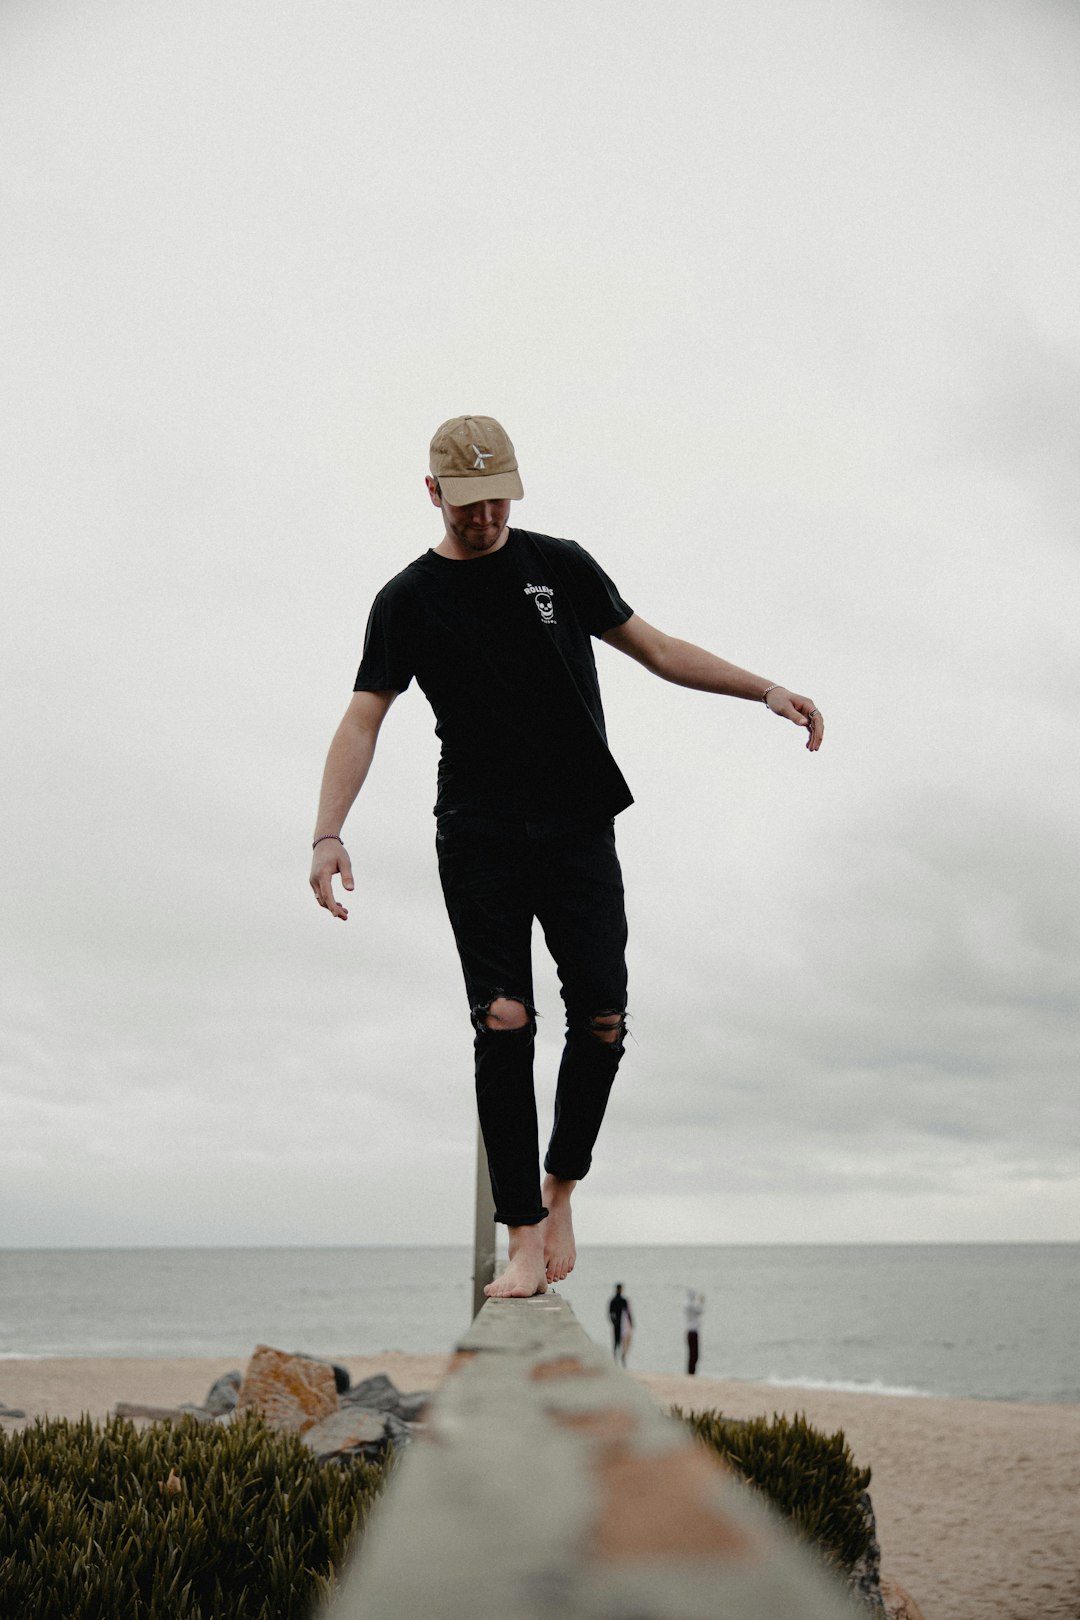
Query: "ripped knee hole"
586 1010 627 1045
473 994 535 1034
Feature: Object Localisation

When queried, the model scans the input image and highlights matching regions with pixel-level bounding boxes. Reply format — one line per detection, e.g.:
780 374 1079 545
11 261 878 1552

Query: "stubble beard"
457 522 507 555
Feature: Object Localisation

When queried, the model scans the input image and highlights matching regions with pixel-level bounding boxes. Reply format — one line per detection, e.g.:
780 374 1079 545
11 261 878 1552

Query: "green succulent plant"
0 1412 386 1619
673 1406 873 1576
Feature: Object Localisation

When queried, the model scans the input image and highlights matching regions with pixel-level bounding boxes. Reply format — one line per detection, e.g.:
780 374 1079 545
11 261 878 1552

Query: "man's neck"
434 524 511 561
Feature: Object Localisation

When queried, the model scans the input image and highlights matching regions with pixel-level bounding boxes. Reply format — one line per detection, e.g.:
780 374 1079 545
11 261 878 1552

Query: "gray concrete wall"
331 1292 858 1620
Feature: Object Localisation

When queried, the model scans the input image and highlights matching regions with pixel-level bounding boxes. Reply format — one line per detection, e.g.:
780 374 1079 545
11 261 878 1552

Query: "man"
608 1283 633 1365
310 414 823 1300
685 1288 705 1375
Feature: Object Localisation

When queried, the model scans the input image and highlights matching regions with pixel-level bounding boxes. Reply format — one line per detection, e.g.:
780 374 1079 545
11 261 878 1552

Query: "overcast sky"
3 0 1078 1250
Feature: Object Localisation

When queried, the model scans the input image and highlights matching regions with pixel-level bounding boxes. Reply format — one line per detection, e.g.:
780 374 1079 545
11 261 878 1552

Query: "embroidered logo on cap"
471 444 491 469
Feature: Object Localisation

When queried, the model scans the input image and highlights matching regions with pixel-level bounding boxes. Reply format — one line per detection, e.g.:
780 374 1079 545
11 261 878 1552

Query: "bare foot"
484 1225 548 1298
541 1174 577 1283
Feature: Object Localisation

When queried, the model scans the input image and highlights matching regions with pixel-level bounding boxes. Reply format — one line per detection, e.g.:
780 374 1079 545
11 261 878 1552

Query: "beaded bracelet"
312 833 344 850
761 685 783 707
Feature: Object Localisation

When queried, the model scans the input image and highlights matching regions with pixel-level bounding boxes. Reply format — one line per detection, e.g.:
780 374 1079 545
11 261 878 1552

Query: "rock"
341 1373 402 1413
850 1491 886 1617
235 1344 339 1435
301 1408 389 1462
879 1576 927 1620
104 1349 425 1464
396 1390 431 1422
113 1402 213 1423
0 1403 26 1420
381 1412 414 1451
342 1374 430 1414
338 1375 431 1424
204 1369 243 1416
115 1399 187 1425
292 1352 350 1394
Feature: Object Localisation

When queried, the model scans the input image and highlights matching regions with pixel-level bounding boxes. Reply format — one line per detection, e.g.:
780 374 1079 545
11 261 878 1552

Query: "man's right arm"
309 689 397 921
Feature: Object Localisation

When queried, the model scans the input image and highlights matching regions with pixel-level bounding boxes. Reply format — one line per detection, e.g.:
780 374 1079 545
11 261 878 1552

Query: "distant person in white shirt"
685 1289 705 1375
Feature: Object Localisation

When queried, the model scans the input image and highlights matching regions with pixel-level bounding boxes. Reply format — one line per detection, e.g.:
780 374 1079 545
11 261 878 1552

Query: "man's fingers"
340 852 355 892
319 883 349 920
310 863 351 919
775 691 824 751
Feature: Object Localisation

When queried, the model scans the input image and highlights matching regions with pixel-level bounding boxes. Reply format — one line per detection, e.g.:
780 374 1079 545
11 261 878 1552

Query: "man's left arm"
602 614 823 752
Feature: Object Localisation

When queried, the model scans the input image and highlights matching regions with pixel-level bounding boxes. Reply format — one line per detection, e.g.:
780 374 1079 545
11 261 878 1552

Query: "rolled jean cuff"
494 1203 549 1228
544 1156 589 1182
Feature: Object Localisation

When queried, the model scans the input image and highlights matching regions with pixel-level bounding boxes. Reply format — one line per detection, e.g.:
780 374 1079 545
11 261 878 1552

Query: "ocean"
1 1244 1076 1405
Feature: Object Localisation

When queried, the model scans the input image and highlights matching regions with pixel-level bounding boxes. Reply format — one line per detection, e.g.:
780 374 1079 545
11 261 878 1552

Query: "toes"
543 1254 574 1283
485 1267 548 1299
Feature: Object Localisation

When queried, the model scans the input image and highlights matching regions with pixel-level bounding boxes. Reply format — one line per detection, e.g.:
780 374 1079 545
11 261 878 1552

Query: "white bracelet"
761 685 783 708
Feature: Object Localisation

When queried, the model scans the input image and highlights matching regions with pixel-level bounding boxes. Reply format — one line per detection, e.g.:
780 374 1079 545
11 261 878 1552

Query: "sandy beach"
3 1353 1078 1620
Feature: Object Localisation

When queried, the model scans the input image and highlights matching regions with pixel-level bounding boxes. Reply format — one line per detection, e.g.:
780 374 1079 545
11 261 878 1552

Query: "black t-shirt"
354 528 635 823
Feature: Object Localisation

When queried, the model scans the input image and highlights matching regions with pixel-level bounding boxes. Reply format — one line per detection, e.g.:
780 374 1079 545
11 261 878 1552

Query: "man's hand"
765 687 824 752
307 690 397 922
310 838 355 921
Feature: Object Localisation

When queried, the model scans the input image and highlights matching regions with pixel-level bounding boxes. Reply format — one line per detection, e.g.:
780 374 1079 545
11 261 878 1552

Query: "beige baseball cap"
429 414 524 505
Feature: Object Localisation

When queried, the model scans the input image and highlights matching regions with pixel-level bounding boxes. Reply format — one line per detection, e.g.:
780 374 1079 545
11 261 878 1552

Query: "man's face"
427 477 511 555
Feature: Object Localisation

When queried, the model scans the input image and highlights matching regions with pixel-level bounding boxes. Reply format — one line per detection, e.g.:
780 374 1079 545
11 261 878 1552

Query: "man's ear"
425 476 442 507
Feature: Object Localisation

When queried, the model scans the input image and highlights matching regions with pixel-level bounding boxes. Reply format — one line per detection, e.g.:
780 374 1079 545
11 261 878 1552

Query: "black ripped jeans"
436 814 629 1227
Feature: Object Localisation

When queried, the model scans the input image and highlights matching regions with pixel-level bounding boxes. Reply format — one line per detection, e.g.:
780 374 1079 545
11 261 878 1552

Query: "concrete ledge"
332 1292 856 1619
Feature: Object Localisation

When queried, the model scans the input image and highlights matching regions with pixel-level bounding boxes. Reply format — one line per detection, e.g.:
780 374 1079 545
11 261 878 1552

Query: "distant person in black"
310 415 824 1299
685 1289 705 1375
609 1283 633 1365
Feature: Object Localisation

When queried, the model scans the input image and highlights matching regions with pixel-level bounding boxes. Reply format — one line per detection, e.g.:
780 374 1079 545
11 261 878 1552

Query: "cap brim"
438 470 523 505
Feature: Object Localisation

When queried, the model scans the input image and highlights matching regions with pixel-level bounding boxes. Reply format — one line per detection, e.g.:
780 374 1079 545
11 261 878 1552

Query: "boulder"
384 1410 416 1444
880 1576 927 1620
204 1369 243 1416
293 1352 351 1395
850 1490 886 1617
395 1390 431 1422
341 1373 403 1413
235 1344 339 1434
301 1408 389 1463
339 1374 430 1421
113 1402 214 1423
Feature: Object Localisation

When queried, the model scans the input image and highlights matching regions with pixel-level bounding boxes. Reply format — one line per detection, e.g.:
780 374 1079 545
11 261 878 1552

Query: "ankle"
507 1223 545 1256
